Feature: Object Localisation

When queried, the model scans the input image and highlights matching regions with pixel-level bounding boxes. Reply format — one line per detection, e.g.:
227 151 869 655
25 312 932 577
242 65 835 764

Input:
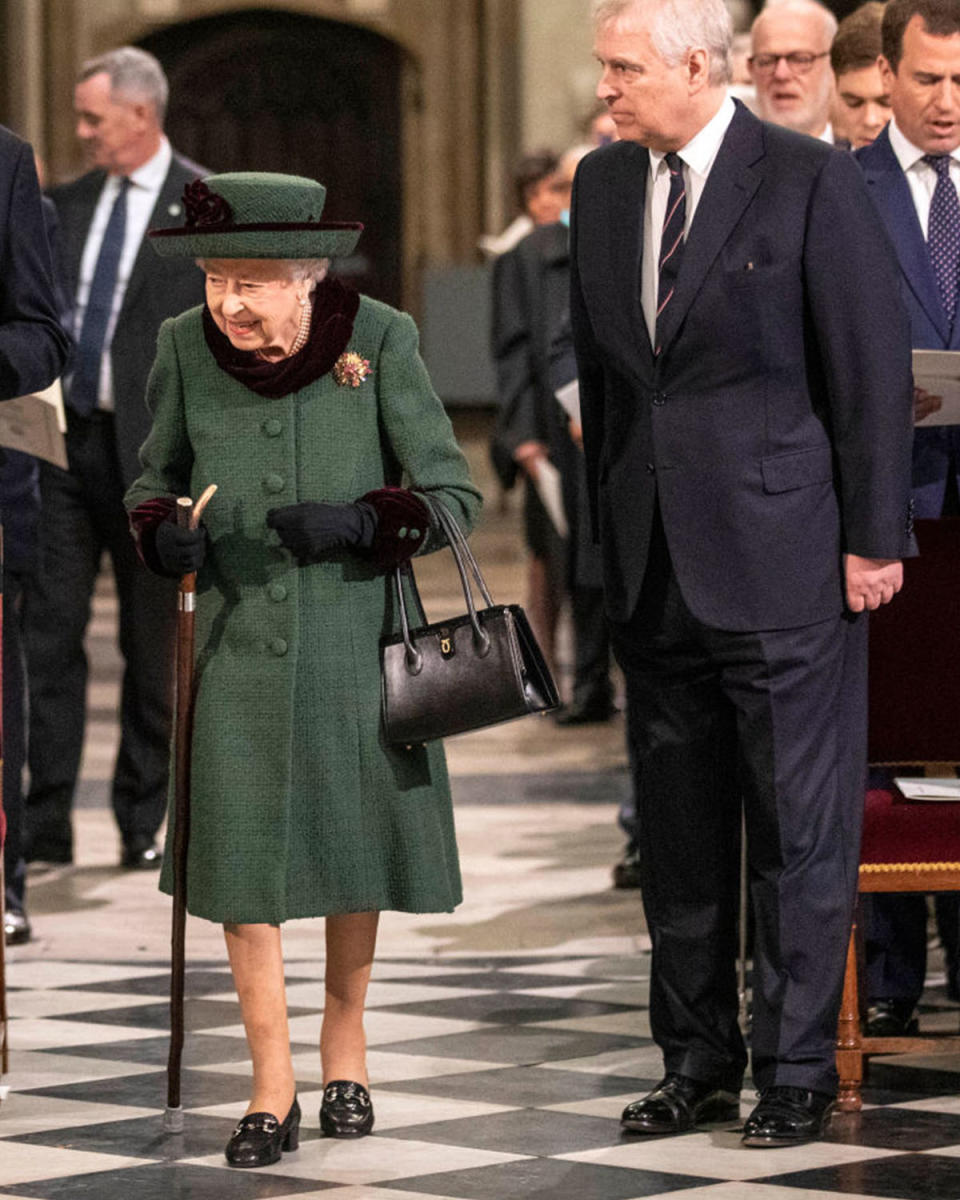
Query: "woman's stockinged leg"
224 922 296 1118
321 911 380 1085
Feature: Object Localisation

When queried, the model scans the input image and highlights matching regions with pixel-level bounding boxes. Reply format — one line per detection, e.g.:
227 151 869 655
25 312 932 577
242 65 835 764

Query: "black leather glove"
154 520 207 577
266 500 377 565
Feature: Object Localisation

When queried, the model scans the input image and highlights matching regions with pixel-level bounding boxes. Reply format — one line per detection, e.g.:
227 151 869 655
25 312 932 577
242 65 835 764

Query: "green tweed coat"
125 297 482 924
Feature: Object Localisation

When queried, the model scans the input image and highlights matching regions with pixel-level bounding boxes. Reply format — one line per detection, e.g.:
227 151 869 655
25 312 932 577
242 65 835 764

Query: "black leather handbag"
381 496 559 745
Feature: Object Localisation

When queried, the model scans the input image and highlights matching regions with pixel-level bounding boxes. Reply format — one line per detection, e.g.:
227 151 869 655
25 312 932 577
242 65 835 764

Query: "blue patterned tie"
924 154 960 327
70 176 131 415
655 152 686 355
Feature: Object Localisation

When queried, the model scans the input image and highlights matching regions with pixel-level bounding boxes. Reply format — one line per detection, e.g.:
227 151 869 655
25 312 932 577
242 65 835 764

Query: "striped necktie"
655 152 686 356
923 154 960 328
71 176 131 415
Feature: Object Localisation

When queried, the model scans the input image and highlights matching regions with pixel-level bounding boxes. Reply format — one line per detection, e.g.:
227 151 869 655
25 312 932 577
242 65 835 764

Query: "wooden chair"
836 518 960 1111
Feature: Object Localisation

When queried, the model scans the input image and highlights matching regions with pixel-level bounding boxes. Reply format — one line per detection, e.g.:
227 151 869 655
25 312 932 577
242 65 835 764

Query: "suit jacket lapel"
118 160 191 319
605 141 655 369
63 172 106 303
860 128 949 343
655 104 763 359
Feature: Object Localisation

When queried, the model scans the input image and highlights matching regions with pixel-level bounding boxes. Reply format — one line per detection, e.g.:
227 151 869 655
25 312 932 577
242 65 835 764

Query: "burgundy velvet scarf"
202 276 360 398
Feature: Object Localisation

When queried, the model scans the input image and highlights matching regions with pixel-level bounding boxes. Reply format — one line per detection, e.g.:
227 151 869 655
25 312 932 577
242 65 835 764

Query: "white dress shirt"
74 137 172 411
642 95 737 346
887 116 960 238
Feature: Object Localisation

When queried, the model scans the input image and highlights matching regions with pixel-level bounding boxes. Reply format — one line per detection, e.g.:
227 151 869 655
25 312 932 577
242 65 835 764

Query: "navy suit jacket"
570 102 915 630
855 126 960 517
50 151 206 487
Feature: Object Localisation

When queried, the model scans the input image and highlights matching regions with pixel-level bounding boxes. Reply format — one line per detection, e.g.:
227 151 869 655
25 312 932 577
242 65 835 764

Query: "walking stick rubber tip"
163 1105 184 1133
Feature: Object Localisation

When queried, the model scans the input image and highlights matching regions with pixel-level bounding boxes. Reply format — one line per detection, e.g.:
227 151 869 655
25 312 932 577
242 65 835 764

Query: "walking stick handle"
176 483 217 532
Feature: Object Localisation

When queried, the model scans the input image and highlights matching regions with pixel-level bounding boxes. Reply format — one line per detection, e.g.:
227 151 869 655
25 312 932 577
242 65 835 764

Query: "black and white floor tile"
2 954 959 1200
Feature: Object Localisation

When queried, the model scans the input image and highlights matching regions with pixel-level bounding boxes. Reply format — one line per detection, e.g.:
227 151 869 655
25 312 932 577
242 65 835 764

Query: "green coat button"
270 637 288 656
267 582 287 602
409 527 420 539
263 473 285 493
263 418 282 437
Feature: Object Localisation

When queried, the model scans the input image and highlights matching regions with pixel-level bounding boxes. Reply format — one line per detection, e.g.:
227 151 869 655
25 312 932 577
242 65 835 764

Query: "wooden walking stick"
165 483 216 1133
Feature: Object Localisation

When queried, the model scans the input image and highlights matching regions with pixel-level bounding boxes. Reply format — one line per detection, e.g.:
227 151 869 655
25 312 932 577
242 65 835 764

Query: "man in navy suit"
572 0 914 1146
0 127 72 944
23 48 205 871
855 0 960 1036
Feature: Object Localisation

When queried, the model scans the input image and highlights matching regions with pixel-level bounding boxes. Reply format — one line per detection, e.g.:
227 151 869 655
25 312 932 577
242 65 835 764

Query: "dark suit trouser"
3 572 27 910
611 513 867 1094
866 892 960 1003
23 411 176 857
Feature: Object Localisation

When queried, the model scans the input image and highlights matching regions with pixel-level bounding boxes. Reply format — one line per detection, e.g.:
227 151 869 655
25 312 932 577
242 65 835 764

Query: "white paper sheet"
555 379 581 426
532 458 569 539
912 349 960 426
894 776 960 801
0 379 67 467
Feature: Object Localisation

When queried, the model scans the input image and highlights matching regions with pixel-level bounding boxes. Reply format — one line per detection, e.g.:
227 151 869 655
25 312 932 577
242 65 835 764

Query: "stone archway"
139 9 413 306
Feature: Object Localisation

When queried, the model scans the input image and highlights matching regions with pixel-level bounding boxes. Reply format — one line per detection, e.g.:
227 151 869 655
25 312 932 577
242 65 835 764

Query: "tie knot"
665 152 683 177
924 154 953 179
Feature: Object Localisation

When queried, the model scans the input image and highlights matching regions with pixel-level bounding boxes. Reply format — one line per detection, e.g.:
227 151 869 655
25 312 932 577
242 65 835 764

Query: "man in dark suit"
0 128 72 944
23 47 205 870
572 0 914 1146
855 0 960 1036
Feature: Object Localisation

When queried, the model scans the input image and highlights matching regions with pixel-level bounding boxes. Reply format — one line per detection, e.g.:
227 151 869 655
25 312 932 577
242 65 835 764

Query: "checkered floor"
2 954 959 1199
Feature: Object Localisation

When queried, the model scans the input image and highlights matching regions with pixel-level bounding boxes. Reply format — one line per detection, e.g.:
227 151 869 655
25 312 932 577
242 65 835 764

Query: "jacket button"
267 582 287 602
646 463 656 474
263 473 285 493
652 392 666 406
263 418 282 437
269 637 288 656
409 527 421 539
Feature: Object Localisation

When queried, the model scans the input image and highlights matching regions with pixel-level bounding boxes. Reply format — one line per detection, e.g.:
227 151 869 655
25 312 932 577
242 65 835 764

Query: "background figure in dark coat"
23 47 205 870
854 0 960 1035
0 128 72 944
573 0 913 1147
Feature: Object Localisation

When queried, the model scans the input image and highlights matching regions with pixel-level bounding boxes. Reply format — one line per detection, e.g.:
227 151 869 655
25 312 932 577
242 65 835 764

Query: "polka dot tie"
924 154 960 326
655 152 686 355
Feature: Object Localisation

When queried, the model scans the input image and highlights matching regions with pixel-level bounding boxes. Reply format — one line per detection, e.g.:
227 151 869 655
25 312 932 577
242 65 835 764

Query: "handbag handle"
392 495 493 674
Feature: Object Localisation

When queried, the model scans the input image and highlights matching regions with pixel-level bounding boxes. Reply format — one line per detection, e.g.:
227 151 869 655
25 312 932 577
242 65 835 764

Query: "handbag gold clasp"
439 629 454 658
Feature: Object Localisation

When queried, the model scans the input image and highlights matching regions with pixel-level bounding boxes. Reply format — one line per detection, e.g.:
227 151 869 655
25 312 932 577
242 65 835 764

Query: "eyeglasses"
749 51 830 75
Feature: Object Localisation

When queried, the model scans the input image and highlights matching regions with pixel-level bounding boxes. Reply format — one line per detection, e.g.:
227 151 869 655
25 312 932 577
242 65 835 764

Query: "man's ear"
877 53 895 93
687 48 711 95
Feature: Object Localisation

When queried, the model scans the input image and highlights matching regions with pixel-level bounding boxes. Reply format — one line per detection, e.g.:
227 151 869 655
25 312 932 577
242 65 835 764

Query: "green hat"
149 171 363 259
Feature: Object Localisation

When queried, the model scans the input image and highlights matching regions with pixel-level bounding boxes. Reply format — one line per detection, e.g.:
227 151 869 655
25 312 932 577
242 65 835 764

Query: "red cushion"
862 787 960 866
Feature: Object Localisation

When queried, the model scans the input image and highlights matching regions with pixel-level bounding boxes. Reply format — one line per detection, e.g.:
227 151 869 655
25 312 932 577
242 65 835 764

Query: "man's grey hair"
593 0 734 85
79 46 169 123
753 0 839 44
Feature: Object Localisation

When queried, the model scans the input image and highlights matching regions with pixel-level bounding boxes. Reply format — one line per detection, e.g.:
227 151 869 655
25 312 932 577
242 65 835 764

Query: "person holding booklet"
855 0 960 1037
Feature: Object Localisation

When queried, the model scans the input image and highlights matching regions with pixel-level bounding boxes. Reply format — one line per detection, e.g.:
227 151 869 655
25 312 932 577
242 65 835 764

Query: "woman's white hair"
197 257 329 291
593 0 734 86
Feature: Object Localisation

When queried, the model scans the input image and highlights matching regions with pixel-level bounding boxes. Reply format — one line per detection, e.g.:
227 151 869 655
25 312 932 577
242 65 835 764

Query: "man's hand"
513 440 548 481
844 554 903 612
914 386 942 424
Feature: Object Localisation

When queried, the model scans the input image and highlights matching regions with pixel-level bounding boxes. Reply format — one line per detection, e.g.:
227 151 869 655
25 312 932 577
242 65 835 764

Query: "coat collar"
857 126 950 343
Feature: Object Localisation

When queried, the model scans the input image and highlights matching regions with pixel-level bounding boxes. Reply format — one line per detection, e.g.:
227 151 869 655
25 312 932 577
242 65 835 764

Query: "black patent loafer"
225 1096 300 1167
742 1086 834 1147
621 1072 740 1134
320 1080 374 1138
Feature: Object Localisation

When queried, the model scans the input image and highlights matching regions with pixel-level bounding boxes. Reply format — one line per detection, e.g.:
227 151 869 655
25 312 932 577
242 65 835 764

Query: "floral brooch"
333 351 372 388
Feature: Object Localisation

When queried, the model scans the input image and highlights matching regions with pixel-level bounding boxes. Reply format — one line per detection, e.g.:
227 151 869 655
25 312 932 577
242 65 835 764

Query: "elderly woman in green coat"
125 172 481 1168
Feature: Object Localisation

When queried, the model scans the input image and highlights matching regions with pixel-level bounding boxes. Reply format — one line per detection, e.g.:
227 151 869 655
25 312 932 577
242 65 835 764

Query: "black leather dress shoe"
742 1086 834 1146
320 1080 374 1138
225 1096 300 1167
865 998 919 1037
612 847 643 890
120 838 162 869
621 1073 741 1134
555 696 617 726
4 909 31 946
